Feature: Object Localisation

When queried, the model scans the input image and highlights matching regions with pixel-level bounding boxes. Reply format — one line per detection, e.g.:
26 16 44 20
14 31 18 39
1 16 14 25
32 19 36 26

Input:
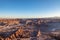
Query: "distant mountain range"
0 16 60 19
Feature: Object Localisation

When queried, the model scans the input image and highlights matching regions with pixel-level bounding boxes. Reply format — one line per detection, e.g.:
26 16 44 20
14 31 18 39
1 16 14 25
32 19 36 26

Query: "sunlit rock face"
0 19 20 26
37 30 41 37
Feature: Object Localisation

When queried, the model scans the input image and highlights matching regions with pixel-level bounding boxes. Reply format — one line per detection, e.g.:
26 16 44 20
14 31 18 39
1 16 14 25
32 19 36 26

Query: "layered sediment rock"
0 18 60 40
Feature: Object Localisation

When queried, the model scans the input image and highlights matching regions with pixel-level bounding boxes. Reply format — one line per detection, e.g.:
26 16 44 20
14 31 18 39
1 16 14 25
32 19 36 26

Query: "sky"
0 0 60 18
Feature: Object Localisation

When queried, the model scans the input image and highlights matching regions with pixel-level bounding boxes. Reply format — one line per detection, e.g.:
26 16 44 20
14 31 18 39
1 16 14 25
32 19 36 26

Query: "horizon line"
0 16 60 19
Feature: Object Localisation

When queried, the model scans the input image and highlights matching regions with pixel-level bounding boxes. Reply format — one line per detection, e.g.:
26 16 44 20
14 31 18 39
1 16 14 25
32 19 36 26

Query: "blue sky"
0 0 60 18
